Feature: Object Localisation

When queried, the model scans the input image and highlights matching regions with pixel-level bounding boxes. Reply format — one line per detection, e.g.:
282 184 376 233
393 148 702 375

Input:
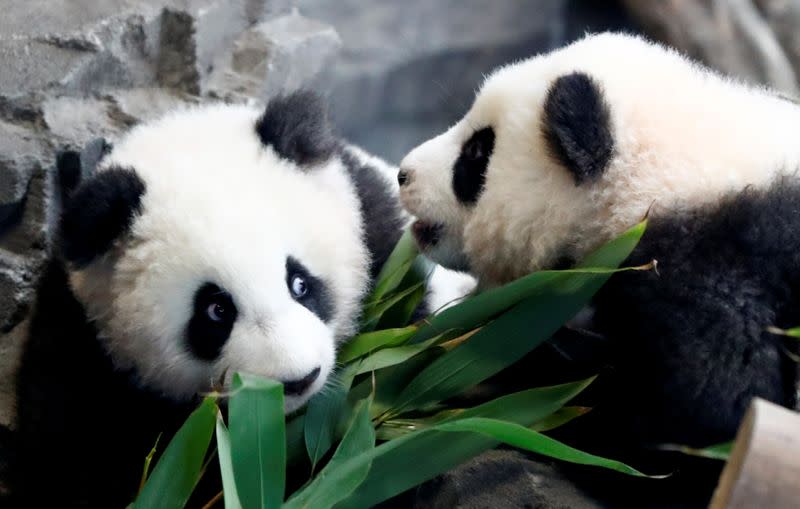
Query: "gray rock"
205 10 341 101
0 315 26 426
409 450 608 509
0 121 50 240
104 88 197 126
42 96 123 147
296 0 635 162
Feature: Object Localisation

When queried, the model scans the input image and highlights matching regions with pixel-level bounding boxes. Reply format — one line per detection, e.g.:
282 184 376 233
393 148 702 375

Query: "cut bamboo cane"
710 398 800 509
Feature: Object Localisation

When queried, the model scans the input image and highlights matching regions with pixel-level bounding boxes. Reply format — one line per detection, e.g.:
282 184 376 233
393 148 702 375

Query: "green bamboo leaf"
531 406 592 432
361 282 425 331
354 333 444 376
338 325 418 363
137 434 161 496
376 254 434 329
436 418 653 477
286 414 306 466
134 398 217 509
339 379 594 508
411 220 646 344
368 229 419 304
453 378 595 421
285 398 376 509
305 366 359 470
375 378 593 439
229 373 286 509
216 413 243 509
657 441 733 461
333 427 494 509
767 326 800 339
347 347 446 419
387 274 608 416
376 282 427 330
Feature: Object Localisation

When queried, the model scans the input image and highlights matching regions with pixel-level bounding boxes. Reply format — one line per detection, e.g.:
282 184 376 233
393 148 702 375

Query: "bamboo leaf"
411 221 646 344
387 273 610 416
376 382 592 440
304 366 359 470
376 255 433 329
215 413 243 509
137 434 161 496
376 282 427 330
767 326 800 339
347 347 447 419
436 418 654 477
339 379 594 508
134 398 217 509
368 229 419 305
354 333 443 376
531 406 592 432
286 414 307 466
338 325 418 364
453 378 595 422
361 282 425 331
229 373 286 509
285 398 376 509
657 441 733 461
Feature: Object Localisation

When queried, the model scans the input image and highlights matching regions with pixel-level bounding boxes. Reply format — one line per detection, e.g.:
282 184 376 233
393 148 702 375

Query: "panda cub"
398 32 800 450
14 91 445 507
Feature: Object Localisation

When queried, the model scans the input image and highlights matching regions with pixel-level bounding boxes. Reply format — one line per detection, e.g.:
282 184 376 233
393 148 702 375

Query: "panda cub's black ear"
56 138 113 199
255 90 337 167
542 72 614 185
60 168 145 267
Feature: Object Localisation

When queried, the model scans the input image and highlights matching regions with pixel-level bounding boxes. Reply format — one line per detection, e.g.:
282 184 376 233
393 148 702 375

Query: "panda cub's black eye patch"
453 126 495 205
286 257 334 323
186 283 238 361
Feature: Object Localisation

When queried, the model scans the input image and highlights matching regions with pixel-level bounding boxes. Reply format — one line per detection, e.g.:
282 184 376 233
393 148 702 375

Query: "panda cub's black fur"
11 92 414 508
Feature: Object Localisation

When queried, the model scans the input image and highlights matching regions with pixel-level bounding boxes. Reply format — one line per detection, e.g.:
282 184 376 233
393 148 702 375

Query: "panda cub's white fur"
15 90 479 508
399 32 800 286
71 104 368 410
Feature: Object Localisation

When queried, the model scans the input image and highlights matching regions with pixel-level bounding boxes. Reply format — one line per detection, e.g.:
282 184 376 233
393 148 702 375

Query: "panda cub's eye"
286 256 334 323
206 302 228 322
187 283 238 361
290 274 309 299
464 136 486 160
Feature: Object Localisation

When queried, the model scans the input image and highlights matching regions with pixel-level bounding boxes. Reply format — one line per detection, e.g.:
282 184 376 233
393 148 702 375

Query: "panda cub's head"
61 92 368 412
399 32 800 286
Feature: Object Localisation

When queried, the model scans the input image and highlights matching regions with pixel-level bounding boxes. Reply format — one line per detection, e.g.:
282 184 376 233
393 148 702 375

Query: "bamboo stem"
710 398 800 509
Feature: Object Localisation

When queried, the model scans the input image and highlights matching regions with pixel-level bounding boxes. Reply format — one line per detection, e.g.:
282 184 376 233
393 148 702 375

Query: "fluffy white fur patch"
70 103 369 412
400 32 800 287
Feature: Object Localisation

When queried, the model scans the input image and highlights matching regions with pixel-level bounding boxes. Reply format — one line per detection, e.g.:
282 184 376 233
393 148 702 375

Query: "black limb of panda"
12 91 459 508
398 32 800 506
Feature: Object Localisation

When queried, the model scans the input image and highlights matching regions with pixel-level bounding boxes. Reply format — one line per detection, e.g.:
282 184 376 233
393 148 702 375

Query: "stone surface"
205 9 341 101
408 450 609 509
298 0 635 161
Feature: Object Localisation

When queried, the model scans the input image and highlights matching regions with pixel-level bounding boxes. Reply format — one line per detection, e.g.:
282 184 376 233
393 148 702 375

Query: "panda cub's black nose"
398 168 411 186
283 367 321 396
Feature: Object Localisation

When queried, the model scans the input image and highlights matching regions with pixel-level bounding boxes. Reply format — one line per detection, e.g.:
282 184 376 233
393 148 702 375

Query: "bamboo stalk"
710 398 800 509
